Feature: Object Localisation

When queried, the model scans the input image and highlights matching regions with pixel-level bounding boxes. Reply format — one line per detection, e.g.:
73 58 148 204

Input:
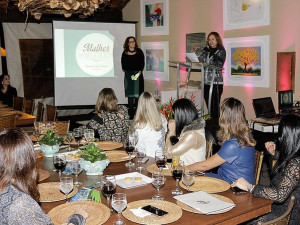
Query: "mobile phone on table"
83 182 101 190
231 186 247 194
141 157 149 163
141 205 168 217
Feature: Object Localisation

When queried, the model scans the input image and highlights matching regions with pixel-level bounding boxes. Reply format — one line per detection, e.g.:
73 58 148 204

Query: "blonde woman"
87 88 130 144
132 92 167 157
187 98 256 184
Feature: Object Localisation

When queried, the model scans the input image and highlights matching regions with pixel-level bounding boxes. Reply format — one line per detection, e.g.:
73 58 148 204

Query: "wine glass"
112 193 127 225
135 147 146 172
171 159 184 195
84 129 95 144
182 171 195 192
155 150 167 174
53 153 66 178
33 129 41 144
152 172 165 200
100 175 117 212
125 140 135 167
64 132 73 151
70 160 82 186
60 177 74 203
73 128 82 150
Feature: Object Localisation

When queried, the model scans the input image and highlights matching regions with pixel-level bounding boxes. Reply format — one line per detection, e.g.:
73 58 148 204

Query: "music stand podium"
169 61 223 116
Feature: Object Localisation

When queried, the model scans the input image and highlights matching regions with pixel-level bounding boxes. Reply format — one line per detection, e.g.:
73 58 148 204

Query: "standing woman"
0 74 17 107
121 36 145 119
196 32 226 119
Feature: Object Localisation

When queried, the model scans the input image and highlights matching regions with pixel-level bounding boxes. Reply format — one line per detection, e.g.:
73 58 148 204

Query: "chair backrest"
54 121 70 135
34 121 70 135
0 114 17 131
23 98 35 115
45 104 57 121
257 196 295 225
36 102 44 122
254 150 264 185
205 140 213 159
13 96 24 111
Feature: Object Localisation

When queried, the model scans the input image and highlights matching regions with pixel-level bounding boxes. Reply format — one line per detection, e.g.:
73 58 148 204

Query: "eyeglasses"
129 40 136 43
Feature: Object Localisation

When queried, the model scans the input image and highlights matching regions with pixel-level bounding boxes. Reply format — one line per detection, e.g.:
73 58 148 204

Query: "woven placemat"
146 163 172 176
94 141 123 150
179 176 230 193
105 150 135 162
38 182 78 202
38 169 50 182
176 194 234 214
48 201 110 225
122 199 182 225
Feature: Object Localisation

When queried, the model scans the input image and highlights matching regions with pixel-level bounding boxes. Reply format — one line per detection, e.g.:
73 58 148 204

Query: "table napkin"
174 191 235 215
130 207 152 217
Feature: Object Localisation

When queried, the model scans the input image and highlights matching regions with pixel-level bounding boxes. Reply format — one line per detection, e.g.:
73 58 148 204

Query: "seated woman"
232 114 300 224
164 98 206 166
0 74 17 107
132 92 167 157
87 88 130 144
0 128 88 224
187 98 256 184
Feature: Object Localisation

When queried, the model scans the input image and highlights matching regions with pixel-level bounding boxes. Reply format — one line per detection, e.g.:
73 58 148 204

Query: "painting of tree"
231 46 261 76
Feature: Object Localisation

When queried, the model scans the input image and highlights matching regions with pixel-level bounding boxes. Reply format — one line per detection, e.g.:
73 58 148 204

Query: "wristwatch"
247 184 255 193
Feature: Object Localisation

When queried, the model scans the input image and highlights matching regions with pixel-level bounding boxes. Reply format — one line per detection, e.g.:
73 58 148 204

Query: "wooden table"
0 104 36 126
38 153 272 225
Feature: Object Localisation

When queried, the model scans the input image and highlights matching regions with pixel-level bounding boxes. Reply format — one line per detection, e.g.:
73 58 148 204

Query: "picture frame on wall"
140 0 169 36
141 41 169 81
223 35 270 87
223 0 270 30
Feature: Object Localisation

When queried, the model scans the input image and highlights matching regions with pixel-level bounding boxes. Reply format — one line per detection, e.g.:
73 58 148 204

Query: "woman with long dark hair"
164 98 206 166
121 36 145 119
0 74 17 107
0 128 88 224
232 114 300 224
187 98 256 184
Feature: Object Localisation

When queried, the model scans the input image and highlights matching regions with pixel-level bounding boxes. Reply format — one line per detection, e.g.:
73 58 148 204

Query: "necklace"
128 49 136 53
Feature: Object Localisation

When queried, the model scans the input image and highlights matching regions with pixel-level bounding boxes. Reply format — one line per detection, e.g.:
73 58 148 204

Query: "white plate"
34 144 41 151
115 172 152 189
59 150 80 162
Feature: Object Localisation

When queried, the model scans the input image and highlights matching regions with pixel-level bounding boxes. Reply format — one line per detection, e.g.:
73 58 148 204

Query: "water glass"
64 132 73 151
152 172 165 200
60 177 73 203
70 160 82 186
112 193 127 225
135 147 146 172
84 129 94 143
182 171 195 192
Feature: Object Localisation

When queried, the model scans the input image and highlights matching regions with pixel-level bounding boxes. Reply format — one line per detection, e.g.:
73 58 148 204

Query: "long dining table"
38 148 272 225
0 103 36 126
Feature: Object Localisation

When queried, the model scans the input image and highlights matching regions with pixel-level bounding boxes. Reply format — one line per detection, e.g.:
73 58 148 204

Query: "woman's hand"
192 44 200 52
265 141 276 155
231 177 249 192
168 119 176 134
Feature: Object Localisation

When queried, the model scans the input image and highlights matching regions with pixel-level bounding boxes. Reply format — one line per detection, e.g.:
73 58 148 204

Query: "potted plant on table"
39 130 63 157
78 143 110 175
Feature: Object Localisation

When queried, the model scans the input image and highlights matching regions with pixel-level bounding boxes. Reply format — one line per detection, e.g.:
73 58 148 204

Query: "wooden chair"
36 102 44 122
54 121 70 135
257 196 295 225
45 104 57 121
205 139 213 159
13 96 24 111
0 114 17 131
23 98 35 115
254 150 264 185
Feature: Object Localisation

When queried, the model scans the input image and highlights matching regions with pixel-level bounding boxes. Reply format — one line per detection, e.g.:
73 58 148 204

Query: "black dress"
0 86 17 107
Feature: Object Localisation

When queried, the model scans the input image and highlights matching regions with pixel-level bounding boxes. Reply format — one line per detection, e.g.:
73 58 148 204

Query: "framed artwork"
223 35 270 87
223 0 270 30
141 41 169 81
140 0 169 36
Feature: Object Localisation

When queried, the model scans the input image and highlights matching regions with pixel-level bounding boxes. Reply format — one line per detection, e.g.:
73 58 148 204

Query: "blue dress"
206 137 255 184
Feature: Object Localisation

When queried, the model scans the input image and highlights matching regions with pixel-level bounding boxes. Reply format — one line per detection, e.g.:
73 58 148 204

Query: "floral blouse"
87 105 130 144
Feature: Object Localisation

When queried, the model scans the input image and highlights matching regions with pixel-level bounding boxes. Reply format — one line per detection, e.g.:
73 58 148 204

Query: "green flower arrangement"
78 143 108 163
39 130 63 146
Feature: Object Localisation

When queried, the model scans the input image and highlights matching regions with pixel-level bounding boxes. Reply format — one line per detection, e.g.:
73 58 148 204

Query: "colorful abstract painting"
146 49 164 72
145 3 164 28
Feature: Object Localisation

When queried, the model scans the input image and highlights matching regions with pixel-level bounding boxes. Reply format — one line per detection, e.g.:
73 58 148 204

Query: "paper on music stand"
185 52 199 62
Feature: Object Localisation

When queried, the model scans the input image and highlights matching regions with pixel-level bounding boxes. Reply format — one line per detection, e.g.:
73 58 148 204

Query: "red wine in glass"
125 146 134 154
102 183 116 196
172 169 183 180
54 161 66 171
156 159 167 168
